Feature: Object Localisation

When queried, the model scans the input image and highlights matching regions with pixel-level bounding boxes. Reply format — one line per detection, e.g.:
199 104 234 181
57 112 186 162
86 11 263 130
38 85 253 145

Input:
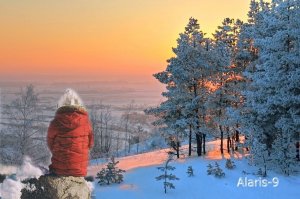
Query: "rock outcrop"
21 175 91 199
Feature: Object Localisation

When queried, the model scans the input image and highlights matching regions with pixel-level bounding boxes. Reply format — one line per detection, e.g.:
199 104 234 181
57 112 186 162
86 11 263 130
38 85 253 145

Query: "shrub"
96 157 125 185
225 159 236 170
214 162 225 178
207 162 225 178
207 163 214 175
186 166 194 177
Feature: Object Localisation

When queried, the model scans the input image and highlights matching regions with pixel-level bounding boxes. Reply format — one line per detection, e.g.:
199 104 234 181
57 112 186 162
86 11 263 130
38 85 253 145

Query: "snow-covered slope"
91 140 300 199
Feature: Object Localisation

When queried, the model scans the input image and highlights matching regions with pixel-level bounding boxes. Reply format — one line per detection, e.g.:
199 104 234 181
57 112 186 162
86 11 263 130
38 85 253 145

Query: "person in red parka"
47 89 94 177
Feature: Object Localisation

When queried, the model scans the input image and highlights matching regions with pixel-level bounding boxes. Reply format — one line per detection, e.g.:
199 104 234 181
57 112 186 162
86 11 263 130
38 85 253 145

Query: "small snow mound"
16 157 43 181
0 178 23 199
0 157 43 199
85 181 94 192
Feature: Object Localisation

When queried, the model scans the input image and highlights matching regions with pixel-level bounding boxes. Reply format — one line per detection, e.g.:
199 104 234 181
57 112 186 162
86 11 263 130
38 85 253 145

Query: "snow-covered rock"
21 175 91 199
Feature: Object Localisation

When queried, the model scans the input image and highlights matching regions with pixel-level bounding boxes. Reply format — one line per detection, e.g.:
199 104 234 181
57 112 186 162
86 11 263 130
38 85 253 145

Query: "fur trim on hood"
58 88 84 108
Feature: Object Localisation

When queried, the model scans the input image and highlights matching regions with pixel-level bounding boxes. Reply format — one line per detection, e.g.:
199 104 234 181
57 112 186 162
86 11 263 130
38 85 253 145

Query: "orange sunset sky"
0 0 258 81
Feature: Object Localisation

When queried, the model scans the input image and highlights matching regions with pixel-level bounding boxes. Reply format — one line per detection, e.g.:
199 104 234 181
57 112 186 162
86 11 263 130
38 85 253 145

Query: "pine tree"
207 162 225 177
186 166 194 177
225 159 236 169
205 17 241 155
214 162 225 178
145 17 217 157
96 157 125 185
241 0 300 175
248 136 269 177
207 163 214 175
155 154 179 194
257 168 264 177
272 131 297 176
227 1 261 153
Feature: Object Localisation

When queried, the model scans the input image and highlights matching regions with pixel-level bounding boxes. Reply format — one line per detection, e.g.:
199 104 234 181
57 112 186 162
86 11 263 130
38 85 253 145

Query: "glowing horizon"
0 0 255 79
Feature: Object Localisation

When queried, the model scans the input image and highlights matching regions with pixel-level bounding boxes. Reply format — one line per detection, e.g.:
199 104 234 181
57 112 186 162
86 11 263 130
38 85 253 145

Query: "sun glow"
0 0 253 80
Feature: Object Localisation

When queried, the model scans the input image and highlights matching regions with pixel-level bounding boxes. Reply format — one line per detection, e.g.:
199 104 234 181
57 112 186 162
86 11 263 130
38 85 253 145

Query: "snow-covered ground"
1 140 299 199
92 140 300 199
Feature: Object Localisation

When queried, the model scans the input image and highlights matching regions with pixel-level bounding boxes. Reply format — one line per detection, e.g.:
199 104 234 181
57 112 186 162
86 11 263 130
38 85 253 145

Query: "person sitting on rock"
47 88 94 177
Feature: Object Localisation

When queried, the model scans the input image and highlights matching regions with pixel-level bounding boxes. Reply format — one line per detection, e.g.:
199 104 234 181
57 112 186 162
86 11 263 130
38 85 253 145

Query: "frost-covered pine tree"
96 157 125 185
155 154 179 194
243 0 300 175
146 17 216 157
206 18 234 154
225 159 236 169
145 85 187 158
207 163 214 175
227 1 261 152
214 162 225 178
186 166 194 177
171 17 215 156
272 131 297 175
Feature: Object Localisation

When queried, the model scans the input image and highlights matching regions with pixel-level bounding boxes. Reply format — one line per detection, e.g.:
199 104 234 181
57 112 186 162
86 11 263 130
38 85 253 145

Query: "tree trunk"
164 168 167 194
263 155 267 177
128 133 131 154
296 141 299 161
226 126 231 153
219 125 224 154
227 135 230 154
245 135 249 151
203 133 206 155
100 112 103 152
196 133 202 156
235 125 240 151
193 84 202 157
176 141 180 158
188 125 192 156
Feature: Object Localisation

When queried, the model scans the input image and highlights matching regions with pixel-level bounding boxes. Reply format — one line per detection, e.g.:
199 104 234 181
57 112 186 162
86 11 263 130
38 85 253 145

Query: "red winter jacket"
47 106 94 177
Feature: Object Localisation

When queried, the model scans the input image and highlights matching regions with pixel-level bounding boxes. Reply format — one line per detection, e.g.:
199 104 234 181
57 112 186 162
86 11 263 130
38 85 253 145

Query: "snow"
0 179 23 199
88 139 243 176
15 157 43 181
0 140 298 199
86 181 94 193
0 157 43 199
0 165 17 175
92 140 300 199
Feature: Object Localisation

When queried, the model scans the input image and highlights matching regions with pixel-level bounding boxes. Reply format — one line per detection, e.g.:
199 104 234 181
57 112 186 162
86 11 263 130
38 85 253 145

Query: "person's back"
47 89 94 177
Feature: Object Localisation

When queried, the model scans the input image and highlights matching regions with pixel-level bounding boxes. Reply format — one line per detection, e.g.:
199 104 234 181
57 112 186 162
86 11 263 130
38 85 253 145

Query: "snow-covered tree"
214 162 225 178
207 163 214 175
146 17 219 157
121 101 134 155
155 154 179 194
145 87 187 158
207 162 225 178
186 166 194 177
96 157 125 185
272 131 297 175
0 85 49 165
242 0 300 175
90 103 113 159
207 18 237 154
225 159 236 169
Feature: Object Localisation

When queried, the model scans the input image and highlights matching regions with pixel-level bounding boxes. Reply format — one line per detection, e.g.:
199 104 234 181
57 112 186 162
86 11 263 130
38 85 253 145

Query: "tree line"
145 0 299 176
